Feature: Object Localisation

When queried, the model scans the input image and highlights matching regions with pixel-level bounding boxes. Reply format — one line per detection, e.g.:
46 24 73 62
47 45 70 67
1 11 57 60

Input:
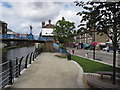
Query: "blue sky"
0 0 84 35
2 2 12 8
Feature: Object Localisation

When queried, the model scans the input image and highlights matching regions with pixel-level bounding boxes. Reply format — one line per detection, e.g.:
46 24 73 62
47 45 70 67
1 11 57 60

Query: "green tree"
75 1 120 84
53 17 76 45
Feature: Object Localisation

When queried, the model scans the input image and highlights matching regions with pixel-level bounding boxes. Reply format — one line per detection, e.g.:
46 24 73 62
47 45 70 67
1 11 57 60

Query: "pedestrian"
85 52 88 58
76 46 78 49
72 49 75 54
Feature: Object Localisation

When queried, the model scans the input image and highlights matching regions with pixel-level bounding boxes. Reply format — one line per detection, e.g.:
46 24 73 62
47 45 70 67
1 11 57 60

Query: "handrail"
0 68 10 75
0 71 10 80
1 48 43 89
1 35 55 41
0 61 10 66
1 34 34 40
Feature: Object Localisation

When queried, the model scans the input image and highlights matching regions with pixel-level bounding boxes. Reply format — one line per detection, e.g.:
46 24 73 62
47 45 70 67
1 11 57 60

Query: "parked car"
118 49 120 53
102 47 109 52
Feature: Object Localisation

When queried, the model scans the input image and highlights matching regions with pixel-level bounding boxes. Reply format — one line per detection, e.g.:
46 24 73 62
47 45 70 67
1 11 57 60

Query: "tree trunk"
93 46 95 60
113 37 117 84
93 30 95 60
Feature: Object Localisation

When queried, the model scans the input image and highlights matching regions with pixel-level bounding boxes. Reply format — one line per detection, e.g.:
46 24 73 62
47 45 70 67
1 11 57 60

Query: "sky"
0 0 88 36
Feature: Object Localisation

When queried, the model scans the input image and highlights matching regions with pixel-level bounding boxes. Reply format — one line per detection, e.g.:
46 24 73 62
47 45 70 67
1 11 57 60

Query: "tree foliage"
75 1 120 44
75 1 120 84
53 17 76 44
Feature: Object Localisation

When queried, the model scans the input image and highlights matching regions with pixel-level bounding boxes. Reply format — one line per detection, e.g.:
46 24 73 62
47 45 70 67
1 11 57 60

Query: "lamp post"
93 30 95 60
29 25 32 34
29 25 33 39
91 28 96 60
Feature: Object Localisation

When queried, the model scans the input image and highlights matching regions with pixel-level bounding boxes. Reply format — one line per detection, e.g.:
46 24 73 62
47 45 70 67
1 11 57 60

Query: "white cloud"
53 9 82 29
1 1 83 35
11 2 62 22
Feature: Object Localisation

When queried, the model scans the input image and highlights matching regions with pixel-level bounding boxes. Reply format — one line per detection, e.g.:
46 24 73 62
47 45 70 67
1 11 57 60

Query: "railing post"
36 51 37 58
36 51 38 58
9 60 13 84
15 57 18 78
19 57 24 75
34 51 36 59
37 50 39 56
29 52 33 64
33 52 35 61
25 54 29 68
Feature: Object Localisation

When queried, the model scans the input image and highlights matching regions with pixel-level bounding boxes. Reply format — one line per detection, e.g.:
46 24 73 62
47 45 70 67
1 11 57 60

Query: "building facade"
0 21 7 34
76 33 92 44
76 31 109 44
39 20 54 52
75 30 110 49
41 20 54 28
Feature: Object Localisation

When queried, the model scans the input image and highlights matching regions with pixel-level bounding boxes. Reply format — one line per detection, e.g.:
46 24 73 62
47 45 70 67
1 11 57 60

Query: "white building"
41 28 54 37
7 29 16 34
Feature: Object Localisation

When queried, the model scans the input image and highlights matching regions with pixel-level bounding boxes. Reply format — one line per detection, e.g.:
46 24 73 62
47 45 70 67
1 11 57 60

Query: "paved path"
8 53 84 88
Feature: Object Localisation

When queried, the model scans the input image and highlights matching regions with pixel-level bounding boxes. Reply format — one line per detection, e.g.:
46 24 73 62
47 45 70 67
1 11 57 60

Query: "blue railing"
0 34 54 41
1 34 34 40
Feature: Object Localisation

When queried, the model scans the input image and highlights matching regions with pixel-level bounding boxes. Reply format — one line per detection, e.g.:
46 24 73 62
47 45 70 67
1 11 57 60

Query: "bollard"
67 53 71 60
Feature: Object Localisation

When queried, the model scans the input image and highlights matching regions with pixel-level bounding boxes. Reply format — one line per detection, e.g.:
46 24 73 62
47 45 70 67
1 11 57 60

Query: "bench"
86 74 119 90
96 71 120 79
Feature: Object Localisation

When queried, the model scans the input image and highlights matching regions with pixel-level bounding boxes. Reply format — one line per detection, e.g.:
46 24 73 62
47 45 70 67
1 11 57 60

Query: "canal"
2 46 35 63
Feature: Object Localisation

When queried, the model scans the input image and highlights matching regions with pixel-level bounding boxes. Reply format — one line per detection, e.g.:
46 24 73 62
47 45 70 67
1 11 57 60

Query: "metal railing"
0 48 43 90
0 35 54 41
0 34 34 40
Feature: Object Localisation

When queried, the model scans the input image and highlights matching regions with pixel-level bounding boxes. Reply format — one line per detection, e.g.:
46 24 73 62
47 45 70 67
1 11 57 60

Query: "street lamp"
29 25 33 34
29 25 33 39
90 29 96 60
93 30 95 60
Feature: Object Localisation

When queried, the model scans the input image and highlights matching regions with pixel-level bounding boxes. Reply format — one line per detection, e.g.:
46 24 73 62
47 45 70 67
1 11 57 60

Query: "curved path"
8 53 84 88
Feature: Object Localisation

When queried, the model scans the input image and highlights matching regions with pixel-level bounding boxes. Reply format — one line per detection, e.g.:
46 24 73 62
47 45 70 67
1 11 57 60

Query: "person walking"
72 49 75 54
85 52 88 58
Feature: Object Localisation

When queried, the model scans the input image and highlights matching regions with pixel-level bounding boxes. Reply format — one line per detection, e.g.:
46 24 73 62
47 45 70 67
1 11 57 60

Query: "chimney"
42 22 45 28
48 20 51 24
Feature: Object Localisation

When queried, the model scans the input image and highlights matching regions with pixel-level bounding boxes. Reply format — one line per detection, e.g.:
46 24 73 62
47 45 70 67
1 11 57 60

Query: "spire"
49 20 51 24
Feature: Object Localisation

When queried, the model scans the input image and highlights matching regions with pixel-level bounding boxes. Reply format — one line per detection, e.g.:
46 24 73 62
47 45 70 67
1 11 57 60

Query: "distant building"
42 20 54 28
39 20 54 38
41 28 54 37
7 29 16 34
76 29 109 44
0 21 7 34
39 20 54 52
75 29 111 49
76 33 92 44
0 22 2 34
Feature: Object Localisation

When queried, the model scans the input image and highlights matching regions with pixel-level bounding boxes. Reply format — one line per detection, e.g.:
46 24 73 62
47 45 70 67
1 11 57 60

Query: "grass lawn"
71 55 120 73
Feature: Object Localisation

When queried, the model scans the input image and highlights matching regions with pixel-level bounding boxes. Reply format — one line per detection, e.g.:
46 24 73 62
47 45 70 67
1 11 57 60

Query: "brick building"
76 29 109 44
